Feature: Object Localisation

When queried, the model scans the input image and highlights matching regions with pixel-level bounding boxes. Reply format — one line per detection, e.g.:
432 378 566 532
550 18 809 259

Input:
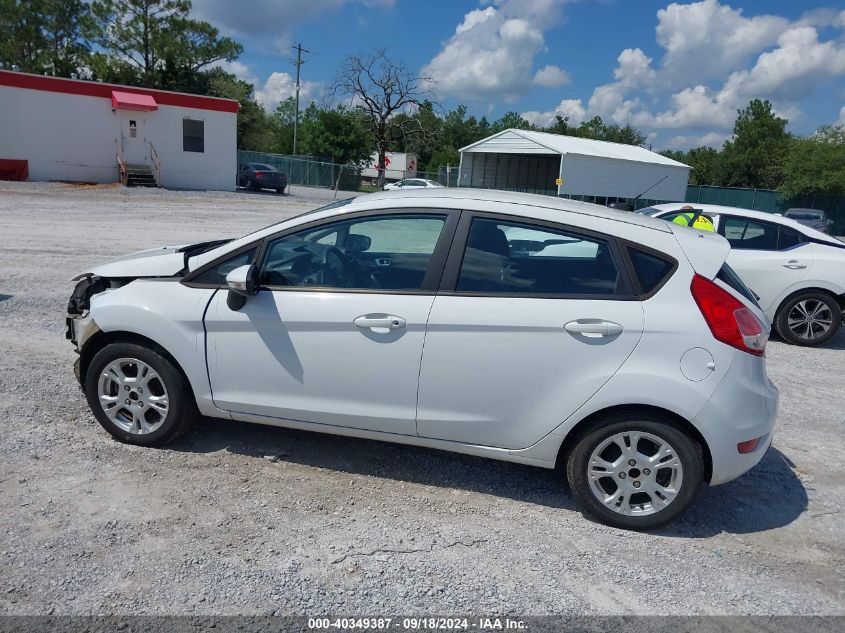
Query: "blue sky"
191 0 845 150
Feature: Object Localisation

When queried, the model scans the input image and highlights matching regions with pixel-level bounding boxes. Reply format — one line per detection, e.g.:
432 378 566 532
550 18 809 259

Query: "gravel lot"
0 181 843 616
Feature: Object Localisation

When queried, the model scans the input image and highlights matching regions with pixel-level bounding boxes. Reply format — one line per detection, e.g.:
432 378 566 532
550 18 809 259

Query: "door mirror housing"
226 264 258 310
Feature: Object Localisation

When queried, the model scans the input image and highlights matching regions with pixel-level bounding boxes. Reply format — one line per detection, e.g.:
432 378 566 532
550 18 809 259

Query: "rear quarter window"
627 247 675 295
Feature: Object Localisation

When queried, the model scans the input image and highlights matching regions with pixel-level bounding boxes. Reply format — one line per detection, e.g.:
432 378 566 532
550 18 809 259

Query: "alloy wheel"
587 431 684 517
97 358 169 435
787 299 833 341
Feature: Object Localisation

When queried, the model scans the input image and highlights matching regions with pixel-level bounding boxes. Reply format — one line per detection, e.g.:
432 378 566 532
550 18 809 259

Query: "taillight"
690 274 768 356
254 171 263 177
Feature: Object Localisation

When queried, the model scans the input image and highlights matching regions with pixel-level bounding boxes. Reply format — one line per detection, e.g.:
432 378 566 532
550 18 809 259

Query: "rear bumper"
255 177 286 188
694 351 779 485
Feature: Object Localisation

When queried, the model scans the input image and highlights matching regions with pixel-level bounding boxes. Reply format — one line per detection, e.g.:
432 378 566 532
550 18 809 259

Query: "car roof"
188 188 680 271
355 188 673 232
649 202 841 245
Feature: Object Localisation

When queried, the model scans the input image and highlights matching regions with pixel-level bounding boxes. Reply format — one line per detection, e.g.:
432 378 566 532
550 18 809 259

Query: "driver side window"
259 214 447 291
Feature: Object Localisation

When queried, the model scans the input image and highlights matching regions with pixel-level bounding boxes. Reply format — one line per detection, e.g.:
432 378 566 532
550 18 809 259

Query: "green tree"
0 0 47 73
0 0 91 77
662 146 720 185
200 67 270 152
491 111 532 134
269 98 297 155
779 125 845 198
300 105 373 166
718 99 790 189
89 0 241 88
333 49 435 187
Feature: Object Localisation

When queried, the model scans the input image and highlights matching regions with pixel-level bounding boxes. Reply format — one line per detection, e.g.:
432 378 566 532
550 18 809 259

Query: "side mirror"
226 264 258 310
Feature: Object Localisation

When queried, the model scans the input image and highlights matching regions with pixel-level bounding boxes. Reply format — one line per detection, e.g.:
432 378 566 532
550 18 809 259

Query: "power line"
292 43 310 157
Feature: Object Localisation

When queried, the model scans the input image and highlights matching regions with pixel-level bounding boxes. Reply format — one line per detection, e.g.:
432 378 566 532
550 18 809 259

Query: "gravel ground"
0 181 843 616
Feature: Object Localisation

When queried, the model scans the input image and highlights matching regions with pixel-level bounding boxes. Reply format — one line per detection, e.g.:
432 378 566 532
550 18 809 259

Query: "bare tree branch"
332 49 437 186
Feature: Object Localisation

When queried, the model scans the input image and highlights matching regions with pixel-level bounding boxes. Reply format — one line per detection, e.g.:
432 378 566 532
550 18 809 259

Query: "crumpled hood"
71 239 232 280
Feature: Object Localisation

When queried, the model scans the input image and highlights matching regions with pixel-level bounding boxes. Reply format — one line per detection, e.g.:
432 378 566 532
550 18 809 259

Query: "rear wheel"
566 414 703 530
276 186 284 194
85 342 197 446
775 291 841 346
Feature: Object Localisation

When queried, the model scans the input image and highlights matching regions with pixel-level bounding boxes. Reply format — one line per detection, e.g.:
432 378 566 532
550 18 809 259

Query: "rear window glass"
627 247 674 294
716 263 759 307
251 164 275 171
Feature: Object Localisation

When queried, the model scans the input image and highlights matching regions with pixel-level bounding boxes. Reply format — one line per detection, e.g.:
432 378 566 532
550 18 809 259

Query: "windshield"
786 210 823 221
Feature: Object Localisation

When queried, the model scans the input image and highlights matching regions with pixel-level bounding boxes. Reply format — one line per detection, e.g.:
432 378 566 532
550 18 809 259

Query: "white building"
0 70 238 190
459 129 690 204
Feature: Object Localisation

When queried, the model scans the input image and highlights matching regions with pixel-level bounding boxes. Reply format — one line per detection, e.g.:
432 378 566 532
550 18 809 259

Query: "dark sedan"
238 163 287 194
783 208 833 234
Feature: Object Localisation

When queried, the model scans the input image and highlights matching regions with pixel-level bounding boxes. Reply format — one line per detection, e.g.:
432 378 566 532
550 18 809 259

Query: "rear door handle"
354 314 406 332
783 260 807 270
564 319 624 337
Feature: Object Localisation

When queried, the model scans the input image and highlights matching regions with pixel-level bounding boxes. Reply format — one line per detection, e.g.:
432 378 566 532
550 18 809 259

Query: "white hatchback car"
639 204 845 346
67 190 778 530
382 178 444 190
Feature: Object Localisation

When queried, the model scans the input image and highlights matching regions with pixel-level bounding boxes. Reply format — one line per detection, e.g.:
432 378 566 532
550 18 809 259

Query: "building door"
119 111 148 165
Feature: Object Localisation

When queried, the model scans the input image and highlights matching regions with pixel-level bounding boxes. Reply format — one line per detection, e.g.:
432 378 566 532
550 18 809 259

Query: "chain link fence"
237 152 843 233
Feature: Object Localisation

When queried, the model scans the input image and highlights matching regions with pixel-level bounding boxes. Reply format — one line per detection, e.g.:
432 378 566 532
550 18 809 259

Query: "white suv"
67 190 778 530
640 203 845 346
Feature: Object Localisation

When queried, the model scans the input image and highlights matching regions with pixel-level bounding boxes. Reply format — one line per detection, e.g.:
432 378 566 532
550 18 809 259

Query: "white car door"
203 212 455 435
416 215 645 450
717 214 813 313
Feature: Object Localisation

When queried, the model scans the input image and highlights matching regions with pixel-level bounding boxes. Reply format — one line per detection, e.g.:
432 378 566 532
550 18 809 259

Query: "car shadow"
170 418 807 535
770 327 845 350
236 187 286 197
655 448 807 537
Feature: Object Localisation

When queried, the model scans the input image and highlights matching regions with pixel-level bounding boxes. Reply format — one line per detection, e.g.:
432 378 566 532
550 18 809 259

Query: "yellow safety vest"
672 212 715 232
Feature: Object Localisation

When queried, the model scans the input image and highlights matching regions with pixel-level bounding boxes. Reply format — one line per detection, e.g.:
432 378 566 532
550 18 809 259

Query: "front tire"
85 342 197 446
566 414 704 530
775 291 841 346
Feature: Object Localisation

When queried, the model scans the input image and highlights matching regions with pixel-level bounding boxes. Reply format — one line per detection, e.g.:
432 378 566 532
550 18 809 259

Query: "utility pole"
292 43 310 157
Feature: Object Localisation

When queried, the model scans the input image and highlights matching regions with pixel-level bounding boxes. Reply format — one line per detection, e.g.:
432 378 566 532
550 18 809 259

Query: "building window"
183 119 204 153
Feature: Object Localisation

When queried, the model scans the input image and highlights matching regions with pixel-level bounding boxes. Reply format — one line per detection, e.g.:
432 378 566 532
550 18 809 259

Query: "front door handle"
783 260 807 270
354 314 406 332
564 319 624 337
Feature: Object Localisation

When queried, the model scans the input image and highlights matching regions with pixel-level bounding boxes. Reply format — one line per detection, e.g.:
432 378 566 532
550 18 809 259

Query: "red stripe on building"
0 70 239 113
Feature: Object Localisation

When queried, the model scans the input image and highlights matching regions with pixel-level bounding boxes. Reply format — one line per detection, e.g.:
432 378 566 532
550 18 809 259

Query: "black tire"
248 179 258 192
85 342 197 446
276 187 284 194
774 291 841 347
566 413 704 530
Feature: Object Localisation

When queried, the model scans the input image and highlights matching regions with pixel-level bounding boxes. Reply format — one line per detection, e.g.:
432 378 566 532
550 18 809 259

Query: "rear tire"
85 342 197 446
775 291 841 346
566 414 703 530
276 187 284 194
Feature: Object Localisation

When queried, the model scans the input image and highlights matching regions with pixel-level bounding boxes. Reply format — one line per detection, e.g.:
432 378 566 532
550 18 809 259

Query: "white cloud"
722 26 845 102
422 0 571 101
533 65 570 88
254 72 323 110
613 48 656 88
522 98 586 127
659 131 730 151
211 60 258 87
655 0 789 84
